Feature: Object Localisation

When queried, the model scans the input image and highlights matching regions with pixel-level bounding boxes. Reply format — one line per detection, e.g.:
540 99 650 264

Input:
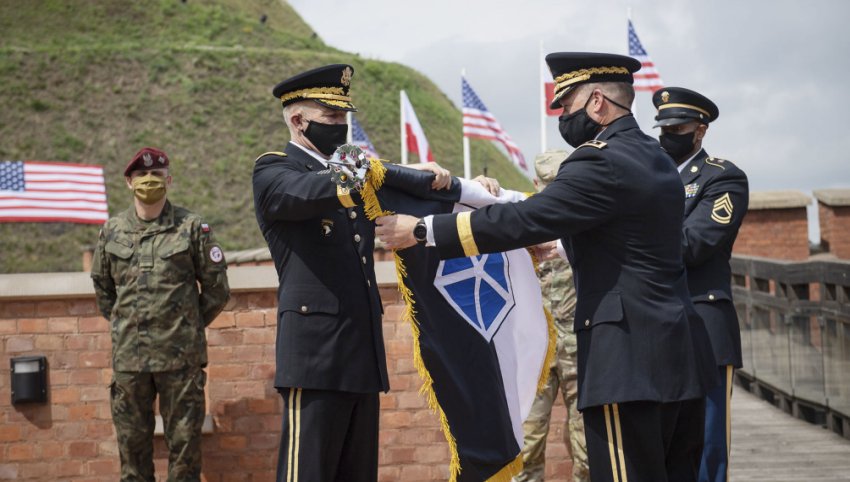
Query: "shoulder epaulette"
577 140 608 150
704 157 727 170
255 151 287 163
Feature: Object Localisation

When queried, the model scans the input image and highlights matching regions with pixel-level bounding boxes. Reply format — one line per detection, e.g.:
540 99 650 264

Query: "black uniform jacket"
432 116 720 410
253 143 458 394
681 150 749 368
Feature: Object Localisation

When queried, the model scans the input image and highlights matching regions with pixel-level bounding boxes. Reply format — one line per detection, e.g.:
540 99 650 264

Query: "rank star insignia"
711 193 734 224
341 66 353 87
684 183 700 198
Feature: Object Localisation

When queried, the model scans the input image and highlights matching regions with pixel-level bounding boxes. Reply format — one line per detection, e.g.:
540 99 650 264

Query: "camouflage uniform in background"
91 201 230 482
516 151 589 482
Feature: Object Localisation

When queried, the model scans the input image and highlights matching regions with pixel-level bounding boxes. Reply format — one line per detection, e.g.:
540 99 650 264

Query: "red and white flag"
0 161 108 224
462 77 530 176
541 58 560 117
400 90 434 163
628 20 664 92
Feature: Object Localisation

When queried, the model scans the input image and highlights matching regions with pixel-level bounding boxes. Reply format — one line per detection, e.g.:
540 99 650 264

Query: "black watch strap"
413 218 427 243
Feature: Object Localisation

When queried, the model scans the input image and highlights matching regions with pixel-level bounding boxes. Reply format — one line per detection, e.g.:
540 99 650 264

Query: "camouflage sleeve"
90 227 116 319
192 219 230 326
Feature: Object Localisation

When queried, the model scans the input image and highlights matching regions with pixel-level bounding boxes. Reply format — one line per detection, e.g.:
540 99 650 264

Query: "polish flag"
400 90 434 163
542 57 560 117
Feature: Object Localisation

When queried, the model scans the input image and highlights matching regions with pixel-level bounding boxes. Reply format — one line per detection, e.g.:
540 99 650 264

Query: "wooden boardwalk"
731 388 850 481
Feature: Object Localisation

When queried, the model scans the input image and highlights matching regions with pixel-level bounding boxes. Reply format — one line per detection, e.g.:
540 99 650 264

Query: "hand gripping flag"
361 166 554 481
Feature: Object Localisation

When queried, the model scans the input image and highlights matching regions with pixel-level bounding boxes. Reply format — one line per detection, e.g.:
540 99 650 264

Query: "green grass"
0 0 533 273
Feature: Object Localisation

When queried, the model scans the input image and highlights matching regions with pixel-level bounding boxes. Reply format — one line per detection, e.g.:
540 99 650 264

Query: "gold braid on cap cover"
554 66 631 92
279 86 352 104
657 102 712 118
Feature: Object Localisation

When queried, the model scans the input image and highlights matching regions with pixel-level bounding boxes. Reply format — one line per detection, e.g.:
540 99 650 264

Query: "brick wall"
0 268 573 481
815 189 850 259
733 191 811 261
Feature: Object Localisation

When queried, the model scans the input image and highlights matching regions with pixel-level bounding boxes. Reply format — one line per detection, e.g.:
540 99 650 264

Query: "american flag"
0 161 108 224
350 116 381 159
462 77 528 173
628 20 664 92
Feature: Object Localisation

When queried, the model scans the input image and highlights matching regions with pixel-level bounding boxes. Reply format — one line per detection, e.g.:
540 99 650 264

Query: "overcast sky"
289 0 850 240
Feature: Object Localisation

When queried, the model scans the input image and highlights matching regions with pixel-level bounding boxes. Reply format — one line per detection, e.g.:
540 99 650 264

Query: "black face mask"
304 120 348 157
659 131 696 164
558 96 602 148
558 94 632 148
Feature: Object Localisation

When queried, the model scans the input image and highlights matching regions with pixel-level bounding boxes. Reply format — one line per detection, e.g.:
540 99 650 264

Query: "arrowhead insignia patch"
434 253 516 342
711 193 734 224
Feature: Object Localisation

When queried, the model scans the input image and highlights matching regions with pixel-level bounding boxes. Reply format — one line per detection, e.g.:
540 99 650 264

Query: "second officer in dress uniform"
653 87 750 482
252 64 451 482
375 52 720 482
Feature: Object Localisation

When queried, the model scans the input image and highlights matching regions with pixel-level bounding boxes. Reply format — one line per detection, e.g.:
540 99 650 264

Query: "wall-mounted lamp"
10 355 48 405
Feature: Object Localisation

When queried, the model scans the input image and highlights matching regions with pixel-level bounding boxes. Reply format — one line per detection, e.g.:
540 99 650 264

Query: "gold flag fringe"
528 249 558 395
360 161 462 481
485 454 524 482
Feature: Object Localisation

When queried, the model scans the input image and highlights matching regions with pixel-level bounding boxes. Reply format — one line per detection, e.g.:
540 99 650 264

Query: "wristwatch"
413 218 428 243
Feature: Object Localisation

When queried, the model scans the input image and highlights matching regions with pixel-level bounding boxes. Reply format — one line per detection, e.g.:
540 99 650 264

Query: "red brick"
207 329 243 346
48 316 79 333
86 421 114 439
70 440 98 457
218 434 248 451
209 364 248 379
243 328 275 345
51 386 81 404
248 363 275 380
88 458 119 475
35 334 64 350
0 301 36 318
209 311 235 329
38 440 65 458
79 351 111 368
36 300 70 317
49 459 85 477
235 310 265 327
79 316 108 333
247 398 278 414
0 319 16 334
18 318 47 333
66 333 96 350
232 344 264 362
80 386 109 402
207 345 234 363
5 335 34 353
6 442 34 460
69 369 101 385
68 300 97 316
0 424 21 442
69 403 99 421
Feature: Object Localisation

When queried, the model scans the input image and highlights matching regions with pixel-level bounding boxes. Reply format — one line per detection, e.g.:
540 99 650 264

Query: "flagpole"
539 40 547 154
400 90 408 165
628 8 638 116
462 69 471 179
346 112 353 144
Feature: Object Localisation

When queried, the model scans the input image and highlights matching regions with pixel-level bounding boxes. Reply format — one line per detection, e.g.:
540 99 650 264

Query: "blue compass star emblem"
434 253 515 342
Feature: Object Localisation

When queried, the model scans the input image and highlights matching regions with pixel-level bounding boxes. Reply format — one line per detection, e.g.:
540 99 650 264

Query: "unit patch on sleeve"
209 246 224 263
711 193 734 225
201 223 211 233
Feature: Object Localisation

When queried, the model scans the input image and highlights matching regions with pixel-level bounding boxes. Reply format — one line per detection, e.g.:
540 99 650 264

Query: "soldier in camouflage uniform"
91 147 230 482
516 150 589 482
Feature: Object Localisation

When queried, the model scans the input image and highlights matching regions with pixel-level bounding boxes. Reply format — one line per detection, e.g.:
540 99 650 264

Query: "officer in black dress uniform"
252 64 451 482
375 53 720 482
653 87 749 482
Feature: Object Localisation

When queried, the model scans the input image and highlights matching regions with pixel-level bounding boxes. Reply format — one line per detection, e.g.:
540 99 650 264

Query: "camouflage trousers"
110 367 206 482
516 341 589 482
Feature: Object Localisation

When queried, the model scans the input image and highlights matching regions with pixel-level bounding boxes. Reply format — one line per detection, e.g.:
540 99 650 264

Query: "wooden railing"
731 254 850 439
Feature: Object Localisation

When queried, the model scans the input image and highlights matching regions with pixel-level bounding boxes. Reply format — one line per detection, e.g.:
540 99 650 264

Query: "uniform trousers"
110 367 207 482
583 398 705 482
699 365 734 482
276 388 379 482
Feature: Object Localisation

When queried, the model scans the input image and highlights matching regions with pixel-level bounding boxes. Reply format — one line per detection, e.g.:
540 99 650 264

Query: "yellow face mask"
131 173 167 205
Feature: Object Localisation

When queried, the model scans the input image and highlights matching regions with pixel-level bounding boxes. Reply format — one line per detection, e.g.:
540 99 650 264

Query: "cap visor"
653 117 692 128
549 85 575 110
314 99 357 112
